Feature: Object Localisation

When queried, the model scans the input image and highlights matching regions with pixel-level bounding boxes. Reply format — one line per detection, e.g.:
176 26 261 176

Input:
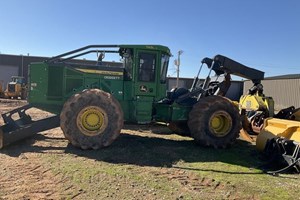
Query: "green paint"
28 45 179 123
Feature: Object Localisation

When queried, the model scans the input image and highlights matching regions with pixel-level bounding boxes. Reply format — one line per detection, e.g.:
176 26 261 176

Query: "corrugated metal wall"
0 65 19 90
167 78 194 90
244 79 300 110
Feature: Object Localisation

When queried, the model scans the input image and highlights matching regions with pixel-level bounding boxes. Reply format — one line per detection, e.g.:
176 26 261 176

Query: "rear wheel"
60 89 124 149
188 96 241 148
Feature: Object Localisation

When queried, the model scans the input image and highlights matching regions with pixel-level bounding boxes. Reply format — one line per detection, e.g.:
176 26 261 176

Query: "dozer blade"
0 104 60 149
256 118 300 152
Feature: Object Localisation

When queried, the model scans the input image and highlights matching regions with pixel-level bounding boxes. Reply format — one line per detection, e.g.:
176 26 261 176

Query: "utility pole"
174 50 183 88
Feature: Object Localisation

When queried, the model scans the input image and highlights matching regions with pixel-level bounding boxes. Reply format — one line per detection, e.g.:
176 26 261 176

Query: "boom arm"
212 55 264 84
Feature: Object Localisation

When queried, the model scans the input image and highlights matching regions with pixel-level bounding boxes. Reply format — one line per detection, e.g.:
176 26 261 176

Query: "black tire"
167 121 190 136
188 96 241 148
60 89 124 149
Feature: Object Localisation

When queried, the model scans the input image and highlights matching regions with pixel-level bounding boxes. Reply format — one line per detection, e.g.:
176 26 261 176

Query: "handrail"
46 45 120 63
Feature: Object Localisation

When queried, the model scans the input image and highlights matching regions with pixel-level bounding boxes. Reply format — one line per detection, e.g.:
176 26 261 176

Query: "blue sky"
0 0 299 79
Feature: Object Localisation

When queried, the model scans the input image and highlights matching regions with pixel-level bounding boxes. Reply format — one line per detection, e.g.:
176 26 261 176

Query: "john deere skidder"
0 45 263 150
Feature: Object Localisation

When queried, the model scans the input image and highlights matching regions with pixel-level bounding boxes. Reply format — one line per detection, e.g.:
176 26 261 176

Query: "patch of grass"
41 127 299 199
44 154 198 199
171 140 300 199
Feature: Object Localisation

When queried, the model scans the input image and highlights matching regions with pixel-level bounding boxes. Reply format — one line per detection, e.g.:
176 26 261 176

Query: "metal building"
243 74 300 110
167 77 194 90
0 54 47 89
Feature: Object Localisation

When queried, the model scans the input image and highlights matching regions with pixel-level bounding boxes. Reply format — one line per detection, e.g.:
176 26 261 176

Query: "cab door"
135 51 157 96
134 51 158 123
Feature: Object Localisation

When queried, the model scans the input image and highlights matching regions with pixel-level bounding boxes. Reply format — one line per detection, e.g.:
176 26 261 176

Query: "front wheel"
188 96 241 148
60 89 124 149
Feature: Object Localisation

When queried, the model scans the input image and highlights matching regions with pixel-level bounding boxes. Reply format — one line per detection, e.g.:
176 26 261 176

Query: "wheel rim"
77 106 108 136
209 111 232 137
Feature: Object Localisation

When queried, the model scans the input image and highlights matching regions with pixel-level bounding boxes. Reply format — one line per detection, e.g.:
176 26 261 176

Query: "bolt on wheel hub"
77 106 108 136
209 111 232 137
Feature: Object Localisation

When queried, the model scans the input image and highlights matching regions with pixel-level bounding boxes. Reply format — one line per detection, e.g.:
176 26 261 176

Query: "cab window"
160 54 169 84
138 53 156 82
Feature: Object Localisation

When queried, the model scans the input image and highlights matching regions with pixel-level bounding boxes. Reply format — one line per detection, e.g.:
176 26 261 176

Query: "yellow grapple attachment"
239 94 274 117
256 118 300 151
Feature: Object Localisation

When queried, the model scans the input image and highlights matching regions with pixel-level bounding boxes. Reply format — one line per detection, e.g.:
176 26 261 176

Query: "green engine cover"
29 63 124 114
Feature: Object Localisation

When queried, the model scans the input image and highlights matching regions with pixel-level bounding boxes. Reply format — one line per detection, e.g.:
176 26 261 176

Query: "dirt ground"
0 99 298 200
0 100 69 199
0 99 238 200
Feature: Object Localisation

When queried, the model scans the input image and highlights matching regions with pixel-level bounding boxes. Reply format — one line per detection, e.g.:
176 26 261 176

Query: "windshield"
160 54 169 83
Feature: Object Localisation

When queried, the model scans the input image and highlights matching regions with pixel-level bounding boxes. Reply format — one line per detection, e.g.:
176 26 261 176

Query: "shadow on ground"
69 134 265 173
0 124 269 174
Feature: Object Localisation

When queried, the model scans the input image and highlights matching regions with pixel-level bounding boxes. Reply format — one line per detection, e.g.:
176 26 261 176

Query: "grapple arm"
213 55 265 84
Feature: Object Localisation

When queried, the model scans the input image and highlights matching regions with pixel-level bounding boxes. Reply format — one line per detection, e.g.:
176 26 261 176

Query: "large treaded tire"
188 96 241 148
60 89 124 149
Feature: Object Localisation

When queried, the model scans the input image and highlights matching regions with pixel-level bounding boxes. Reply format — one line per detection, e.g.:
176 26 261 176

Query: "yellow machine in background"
5 76 27 99
240 83 300 173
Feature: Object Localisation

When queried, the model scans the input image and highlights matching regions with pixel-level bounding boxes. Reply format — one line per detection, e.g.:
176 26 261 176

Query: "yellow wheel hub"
209 111 232 137
77 106 108 136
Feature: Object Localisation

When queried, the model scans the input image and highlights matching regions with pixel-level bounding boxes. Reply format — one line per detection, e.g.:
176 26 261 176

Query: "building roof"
265 74 300 80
